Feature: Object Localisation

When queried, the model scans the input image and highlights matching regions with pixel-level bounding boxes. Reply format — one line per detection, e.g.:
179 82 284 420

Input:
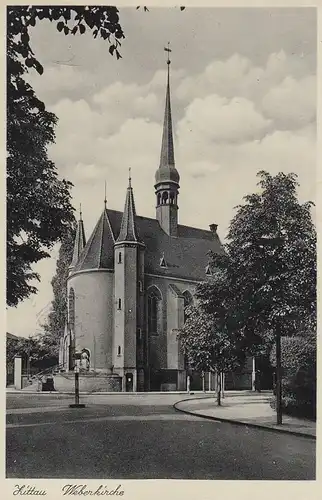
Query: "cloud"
261 75 316 129
177 94 272 146
176 50 315 117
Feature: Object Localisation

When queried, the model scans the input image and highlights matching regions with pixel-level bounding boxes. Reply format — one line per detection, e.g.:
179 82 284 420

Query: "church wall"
145 276 167 369
67 271 114 372
145 275 197 371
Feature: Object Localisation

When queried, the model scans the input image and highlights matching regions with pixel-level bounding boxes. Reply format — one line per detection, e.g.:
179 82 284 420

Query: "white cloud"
176 50 315 116
261 75 316 129
177 94 272 146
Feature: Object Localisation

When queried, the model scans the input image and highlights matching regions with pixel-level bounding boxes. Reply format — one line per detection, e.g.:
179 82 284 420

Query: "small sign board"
74 359 80 373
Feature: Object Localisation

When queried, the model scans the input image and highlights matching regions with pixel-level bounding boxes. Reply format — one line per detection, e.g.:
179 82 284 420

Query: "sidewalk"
174 391 316 438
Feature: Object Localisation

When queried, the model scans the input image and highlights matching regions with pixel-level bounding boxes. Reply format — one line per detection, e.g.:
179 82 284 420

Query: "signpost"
69 353 85 408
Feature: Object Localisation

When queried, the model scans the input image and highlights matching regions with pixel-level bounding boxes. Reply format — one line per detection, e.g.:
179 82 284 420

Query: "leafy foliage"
210 171 316 342
7 6 125 74
179 269 248 374
6 335 58 367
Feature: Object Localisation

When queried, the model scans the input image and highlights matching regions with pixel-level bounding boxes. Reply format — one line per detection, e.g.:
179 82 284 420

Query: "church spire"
116 170 140 243
154 44 180 236
69 204 86 273
159 42 175 169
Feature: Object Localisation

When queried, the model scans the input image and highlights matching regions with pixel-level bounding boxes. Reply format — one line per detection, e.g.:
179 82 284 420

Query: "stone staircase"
22 368 123 393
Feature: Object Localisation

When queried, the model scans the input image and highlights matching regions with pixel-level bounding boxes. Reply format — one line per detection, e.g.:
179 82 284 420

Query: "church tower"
155 45 180 237
113 174 145 391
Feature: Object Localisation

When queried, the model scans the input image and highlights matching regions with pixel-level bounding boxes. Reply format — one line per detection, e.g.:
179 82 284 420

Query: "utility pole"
258 234 284 426
275 327 282 425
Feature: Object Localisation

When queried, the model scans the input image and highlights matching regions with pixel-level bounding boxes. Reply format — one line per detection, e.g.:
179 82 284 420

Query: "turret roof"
116 176 141 243
69 210 86 270
72 208 115 272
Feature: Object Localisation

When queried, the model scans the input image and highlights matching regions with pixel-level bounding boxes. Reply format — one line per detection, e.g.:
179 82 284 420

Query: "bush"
270 335 316 420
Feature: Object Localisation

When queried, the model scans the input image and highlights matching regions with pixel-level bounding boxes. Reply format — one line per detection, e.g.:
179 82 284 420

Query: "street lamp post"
69 352 85 408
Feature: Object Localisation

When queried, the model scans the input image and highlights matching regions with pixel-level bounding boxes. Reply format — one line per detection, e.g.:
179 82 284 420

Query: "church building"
59 55 254 392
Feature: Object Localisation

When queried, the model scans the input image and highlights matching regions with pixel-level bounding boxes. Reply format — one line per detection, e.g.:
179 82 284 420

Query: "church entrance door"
125 373 133 392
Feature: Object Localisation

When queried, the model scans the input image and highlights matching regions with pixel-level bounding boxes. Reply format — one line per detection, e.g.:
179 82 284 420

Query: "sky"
7 7 317 337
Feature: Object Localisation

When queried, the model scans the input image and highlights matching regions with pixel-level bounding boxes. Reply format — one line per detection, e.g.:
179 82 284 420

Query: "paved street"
6 393 315 480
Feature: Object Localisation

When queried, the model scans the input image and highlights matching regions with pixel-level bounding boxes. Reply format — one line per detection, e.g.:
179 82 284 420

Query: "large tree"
208 171 316 416
7 6 125 307
210 171 316 342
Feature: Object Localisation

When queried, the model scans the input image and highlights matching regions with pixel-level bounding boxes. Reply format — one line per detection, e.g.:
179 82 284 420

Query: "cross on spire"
104 181 107 208
79 203 82 220
128 167 132 187
164 41 171 65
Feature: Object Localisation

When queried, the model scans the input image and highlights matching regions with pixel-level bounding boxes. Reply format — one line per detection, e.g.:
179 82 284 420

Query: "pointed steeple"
160 50 174 168
116 170 140 243
155 43 180 185
69 205 86 271
154 44 180 236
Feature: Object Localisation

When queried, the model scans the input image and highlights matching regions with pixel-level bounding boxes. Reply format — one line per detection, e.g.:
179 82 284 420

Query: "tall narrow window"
68 288 75 332
147 286 162 336
117 346 121 356
118 252 122 264
118 298 122 310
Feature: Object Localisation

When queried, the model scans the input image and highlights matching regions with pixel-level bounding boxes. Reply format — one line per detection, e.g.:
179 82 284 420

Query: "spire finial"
104 181 107 208
79 203 82 221
164 41 171 65
128 167 132 188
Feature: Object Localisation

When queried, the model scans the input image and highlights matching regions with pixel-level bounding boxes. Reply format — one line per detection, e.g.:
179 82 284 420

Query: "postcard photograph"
5 4 316 486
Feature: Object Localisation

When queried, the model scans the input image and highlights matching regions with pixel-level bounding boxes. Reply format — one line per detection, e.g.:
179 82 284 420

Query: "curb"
6 390 207 396
173 397 316 440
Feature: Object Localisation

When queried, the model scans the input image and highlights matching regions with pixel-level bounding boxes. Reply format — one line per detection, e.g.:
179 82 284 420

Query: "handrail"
30 363 64 381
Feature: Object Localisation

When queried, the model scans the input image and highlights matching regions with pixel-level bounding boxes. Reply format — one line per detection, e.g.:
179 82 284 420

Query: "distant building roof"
72 209 224 282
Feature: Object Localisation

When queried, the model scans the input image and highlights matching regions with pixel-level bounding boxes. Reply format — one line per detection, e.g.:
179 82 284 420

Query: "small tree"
179 269 249 406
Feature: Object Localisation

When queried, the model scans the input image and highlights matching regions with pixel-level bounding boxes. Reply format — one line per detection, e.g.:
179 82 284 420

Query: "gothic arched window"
68 288 75 332
183 290 193 323
147 286 162 336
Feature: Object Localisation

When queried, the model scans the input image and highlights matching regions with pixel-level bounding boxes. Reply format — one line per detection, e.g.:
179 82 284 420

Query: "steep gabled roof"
69 214 86 270
108 209 224 282
73 208 115 272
